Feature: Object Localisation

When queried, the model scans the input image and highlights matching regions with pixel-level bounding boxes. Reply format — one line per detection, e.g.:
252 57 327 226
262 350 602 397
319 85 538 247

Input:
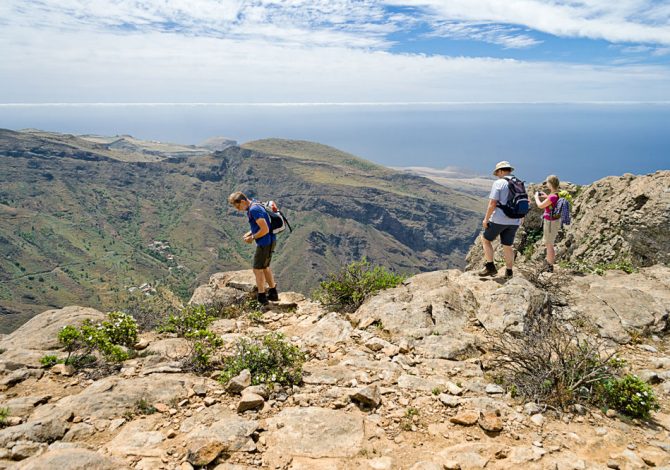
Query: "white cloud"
1 0 670 103
428 21 541 49
1 26 669 103
385 0 670 45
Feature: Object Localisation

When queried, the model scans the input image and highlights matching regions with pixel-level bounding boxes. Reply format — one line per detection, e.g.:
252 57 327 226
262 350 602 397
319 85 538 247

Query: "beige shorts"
543 219 562 244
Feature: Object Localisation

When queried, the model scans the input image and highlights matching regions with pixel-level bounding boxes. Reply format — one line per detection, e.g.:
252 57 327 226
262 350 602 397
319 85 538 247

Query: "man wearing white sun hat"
478 161 529 279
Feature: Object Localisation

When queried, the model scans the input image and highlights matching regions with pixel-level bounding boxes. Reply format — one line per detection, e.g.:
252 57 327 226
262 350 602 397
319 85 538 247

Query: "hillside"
0 176 668 468
0 129 484 332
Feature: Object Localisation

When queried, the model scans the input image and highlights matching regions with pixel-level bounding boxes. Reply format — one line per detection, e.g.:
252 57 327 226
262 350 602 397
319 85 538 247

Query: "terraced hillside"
0 130 484 332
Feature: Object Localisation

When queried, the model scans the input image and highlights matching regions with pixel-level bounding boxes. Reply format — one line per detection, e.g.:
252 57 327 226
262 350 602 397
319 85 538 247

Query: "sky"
1 0 670 103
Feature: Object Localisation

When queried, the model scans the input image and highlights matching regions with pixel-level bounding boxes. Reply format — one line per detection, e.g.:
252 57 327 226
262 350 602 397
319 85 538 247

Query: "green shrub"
135 398 157 415
40 355 60 368
101 311 138 347
158 305 215 337
115 287 181 331
600 374 660 419
183 329 224 373
220 332 305 387
0 407 8 428
314 259 406 312
57 312 135 368
491 315 623 410
559 259 636 275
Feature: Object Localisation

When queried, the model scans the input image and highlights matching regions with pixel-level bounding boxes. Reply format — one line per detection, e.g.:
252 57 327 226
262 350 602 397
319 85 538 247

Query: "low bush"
559 259 636 275
0 407 8 428
115 287 181 331
220 332 305 386
314 258 406 312
600 374 660 419
183 329 224 373
491 314 622 410
40 355 60 368
57 311 138 368
158 304 215 337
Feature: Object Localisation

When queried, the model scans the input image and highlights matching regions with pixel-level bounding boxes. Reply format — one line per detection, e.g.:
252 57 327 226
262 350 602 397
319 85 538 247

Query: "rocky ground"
1 264 669 470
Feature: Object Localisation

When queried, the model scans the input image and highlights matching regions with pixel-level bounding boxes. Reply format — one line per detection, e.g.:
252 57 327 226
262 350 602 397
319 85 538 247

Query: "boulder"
353 271 478 339
0 306 106 352
30 373 197 421
185 414 258 465
568 266 670 343
237 393 265 412
265 407 364 460
350 385 381 408
18 448 129 470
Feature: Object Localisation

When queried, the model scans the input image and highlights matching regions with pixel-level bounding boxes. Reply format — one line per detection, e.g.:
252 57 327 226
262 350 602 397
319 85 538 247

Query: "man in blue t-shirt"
479 161 522 279
228 191 278 304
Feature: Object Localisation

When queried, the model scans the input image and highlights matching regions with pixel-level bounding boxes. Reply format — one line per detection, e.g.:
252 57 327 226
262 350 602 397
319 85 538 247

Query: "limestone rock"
185 414 258 465
350 384 381 408
265 407 364 460
352 270 478 339
18 448 129 470
237 393 265 412
30 374 198 421
450 410 479 426
0 306 106 352
478 411 503 433
227 369 252 394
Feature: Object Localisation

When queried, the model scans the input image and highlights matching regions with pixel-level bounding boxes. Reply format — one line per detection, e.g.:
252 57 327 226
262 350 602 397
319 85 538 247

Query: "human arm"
483 199 497 229
535 192 554 209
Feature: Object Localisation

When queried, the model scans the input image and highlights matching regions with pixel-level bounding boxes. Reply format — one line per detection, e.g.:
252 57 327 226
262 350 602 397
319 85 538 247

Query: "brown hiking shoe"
478 262 498 277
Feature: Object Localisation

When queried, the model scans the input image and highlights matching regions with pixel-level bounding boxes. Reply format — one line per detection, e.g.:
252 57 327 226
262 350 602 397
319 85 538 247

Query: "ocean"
1 103 668 184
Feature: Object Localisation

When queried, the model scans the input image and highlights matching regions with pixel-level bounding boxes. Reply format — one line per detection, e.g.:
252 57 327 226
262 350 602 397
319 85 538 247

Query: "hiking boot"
545 263 554 273
267 287 279 302
478 262 498 277
257 292 269 305
504 268 513 279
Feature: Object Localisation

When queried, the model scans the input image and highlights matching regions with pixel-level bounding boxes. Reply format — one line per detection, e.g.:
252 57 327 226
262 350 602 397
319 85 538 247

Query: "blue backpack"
550 196 572 226
497 176 530 219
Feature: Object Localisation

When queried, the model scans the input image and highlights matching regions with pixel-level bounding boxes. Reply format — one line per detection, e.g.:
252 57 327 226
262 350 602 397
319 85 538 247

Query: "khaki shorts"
543 219 562 244
253 241 276 270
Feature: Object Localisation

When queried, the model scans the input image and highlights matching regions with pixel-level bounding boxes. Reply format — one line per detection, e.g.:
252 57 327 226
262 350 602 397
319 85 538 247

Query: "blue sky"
1 0 670 103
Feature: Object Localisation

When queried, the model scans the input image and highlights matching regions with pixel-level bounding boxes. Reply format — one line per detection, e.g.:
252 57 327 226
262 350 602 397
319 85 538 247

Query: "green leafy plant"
135 398 157 415
600 374 660 419
220 332 305 387
559 259 636 276
158 304 215 337
57 312 135 368
0 407 8 428
101 311 138 347
314 258 406 312
183 329 224 373
40 355 61 368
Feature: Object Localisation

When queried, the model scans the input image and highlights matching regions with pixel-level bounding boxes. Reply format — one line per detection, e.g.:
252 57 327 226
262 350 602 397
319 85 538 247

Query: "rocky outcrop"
0 306 106 369
0 267 668 468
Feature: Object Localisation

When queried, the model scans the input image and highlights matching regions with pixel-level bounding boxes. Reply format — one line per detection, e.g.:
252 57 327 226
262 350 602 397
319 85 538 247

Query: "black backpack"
497 176 530 219
253 201 292 235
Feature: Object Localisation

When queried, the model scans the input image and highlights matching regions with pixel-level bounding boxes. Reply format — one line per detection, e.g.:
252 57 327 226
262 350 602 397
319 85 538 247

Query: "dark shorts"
253 241 276 270
483 222 519 246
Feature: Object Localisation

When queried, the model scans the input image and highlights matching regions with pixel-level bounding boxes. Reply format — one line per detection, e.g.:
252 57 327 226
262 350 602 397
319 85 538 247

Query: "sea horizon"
1 102 668 185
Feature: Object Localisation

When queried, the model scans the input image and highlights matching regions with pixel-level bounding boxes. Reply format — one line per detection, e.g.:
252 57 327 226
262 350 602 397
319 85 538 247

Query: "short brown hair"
228 191 248 205
545 175 560 191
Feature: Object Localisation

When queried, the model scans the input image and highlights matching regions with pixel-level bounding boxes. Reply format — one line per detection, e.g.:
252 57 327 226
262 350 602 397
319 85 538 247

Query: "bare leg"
253 269 266 293
502 245 514 269
263 267 276 289
546 243 555 265
482 235 494 263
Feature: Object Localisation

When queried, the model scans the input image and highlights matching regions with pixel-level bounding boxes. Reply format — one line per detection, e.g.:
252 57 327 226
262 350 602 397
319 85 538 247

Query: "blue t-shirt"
247 203 276 247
